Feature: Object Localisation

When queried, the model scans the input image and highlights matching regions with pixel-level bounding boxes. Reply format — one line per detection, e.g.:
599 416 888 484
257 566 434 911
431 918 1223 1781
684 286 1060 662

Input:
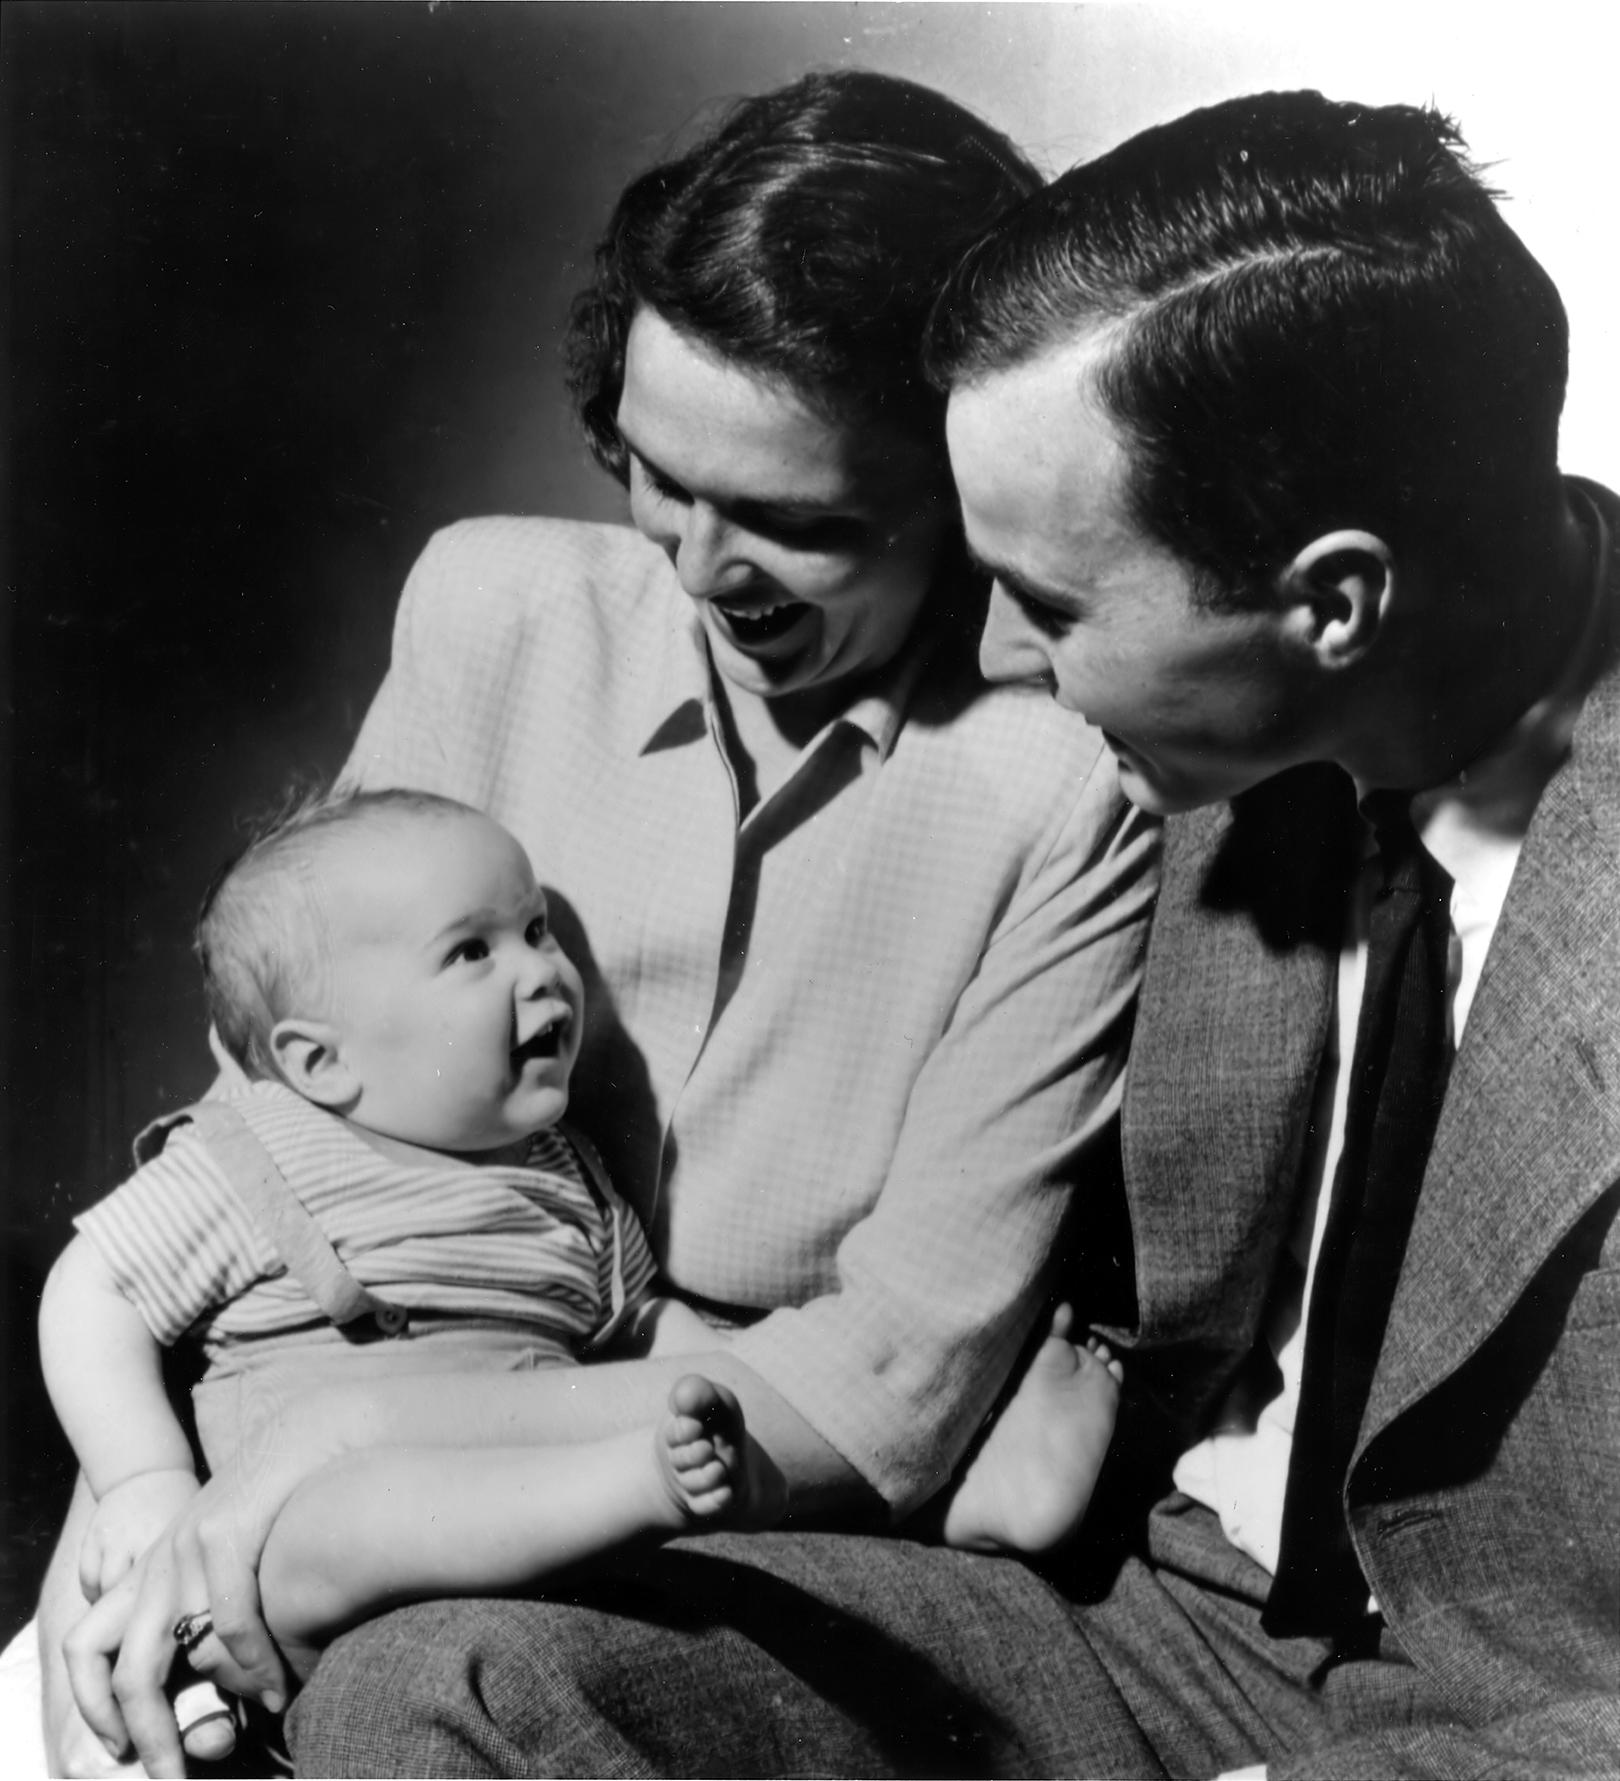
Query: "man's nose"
978 583 1050 685
674 503 751 601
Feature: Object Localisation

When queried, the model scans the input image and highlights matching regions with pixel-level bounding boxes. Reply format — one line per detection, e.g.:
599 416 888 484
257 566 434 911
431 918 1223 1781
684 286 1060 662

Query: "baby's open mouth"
712 596 810 645
512 1013 569 1067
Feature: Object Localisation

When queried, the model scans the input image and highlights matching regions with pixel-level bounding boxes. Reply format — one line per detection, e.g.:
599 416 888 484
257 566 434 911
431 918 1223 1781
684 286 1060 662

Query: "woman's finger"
189 1497 288 1711
70 1539 192 1779
61 1574 139 1764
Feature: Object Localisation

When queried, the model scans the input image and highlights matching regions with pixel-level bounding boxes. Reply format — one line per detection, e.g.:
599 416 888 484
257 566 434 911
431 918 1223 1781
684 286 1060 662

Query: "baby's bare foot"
656 1374 789 1530
941 1306 1123 1555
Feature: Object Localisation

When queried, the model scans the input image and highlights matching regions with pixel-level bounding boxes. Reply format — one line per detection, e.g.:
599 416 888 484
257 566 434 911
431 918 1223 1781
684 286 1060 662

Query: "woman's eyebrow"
621 433 862 523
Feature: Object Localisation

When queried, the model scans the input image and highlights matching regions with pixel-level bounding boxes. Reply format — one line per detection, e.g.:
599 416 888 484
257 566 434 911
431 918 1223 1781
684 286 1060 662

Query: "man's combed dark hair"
927 90 1569 605
566 69 1040 478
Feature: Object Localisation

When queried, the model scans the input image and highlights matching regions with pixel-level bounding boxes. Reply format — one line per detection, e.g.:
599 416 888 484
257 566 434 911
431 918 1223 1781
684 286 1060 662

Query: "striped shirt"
76 1081 657 1366
345 516 1159 1510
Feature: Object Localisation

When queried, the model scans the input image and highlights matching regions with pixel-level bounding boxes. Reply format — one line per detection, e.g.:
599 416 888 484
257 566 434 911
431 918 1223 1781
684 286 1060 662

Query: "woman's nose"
673 503 750 601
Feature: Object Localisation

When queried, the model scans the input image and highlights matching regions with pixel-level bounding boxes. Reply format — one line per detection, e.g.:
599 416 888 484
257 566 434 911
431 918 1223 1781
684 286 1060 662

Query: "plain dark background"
4 0 1615 1651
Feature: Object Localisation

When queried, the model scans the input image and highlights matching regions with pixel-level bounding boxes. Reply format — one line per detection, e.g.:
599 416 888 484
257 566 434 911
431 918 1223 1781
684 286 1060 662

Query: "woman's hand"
41 1615 147 1780
63 1473 286 1778
61 1373 346 1775
43 1676 149 1781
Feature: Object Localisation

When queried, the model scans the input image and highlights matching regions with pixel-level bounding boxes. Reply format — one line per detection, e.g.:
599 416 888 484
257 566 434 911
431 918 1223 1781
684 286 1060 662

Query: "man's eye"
525 915 549 945
447 938 490 965
1007 585 1073 640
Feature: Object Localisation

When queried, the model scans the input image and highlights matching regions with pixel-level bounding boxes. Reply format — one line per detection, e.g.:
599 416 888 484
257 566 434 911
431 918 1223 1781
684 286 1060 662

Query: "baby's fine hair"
197 785 483 1079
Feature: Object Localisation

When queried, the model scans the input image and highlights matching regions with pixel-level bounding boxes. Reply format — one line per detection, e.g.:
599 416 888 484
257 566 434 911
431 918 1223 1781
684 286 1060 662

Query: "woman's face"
617 309 951 708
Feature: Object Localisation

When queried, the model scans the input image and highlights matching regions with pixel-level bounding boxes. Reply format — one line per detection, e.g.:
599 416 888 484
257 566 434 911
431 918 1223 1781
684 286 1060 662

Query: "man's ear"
270 1017 359 1110
1278 529 1396 668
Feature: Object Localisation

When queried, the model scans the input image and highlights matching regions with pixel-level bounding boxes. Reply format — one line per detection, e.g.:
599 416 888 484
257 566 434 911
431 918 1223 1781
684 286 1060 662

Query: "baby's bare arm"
40 1236 200 1600
40 1236 196 1499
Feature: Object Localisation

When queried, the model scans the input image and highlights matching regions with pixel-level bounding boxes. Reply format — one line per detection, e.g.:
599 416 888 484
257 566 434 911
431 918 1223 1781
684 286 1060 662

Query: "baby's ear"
270 1018 358 1110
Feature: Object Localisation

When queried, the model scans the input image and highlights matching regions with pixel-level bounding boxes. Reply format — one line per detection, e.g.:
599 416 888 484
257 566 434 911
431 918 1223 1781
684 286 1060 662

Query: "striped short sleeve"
74 1128 283 1346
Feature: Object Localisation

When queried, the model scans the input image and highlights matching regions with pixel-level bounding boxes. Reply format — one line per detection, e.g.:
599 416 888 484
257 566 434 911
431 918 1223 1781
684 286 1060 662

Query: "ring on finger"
172 1611 214 1656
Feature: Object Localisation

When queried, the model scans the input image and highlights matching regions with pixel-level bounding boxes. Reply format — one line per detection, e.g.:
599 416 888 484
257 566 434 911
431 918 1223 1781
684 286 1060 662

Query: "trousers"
286 1494 1444 1779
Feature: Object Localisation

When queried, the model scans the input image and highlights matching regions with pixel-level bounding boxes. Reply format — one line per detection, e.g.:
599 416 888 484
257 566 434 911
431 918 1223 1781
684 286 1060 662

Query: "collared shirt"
1175 493 1615 1576
76 1081 655 1363
346 515 1158 1509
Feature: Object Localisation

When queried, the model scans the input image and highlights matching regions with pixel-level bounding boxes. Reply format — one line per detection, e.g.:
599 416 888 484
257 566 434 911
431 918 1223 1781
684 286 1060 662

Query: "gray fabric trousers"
286 1495 1441 1778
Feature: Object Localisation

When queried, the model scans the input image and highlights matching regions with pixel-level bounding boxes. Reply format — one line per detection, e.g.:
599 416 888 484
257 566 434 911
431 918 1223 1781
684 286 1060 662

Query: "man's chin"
1113 753 1220 817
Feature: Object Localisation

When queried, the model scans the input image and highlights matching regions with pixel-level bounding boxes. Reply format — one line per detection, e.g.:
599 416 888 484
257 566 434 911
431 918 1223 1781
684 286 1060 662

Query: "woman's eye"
760 515 864 552
447 938 490 965
637 461 689 506
525 915 549 945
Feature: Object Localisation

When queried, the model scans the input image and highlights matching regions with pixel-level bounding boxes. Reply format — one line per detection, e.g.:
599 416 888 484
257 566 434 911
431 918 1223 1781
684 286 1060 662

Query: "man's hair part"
927 90 1569 608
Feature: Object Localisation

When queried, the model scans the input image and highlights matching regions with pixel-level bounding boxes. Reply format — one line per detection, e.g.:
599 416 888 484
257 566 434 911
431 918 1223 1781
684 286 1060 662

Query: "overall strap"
558 1120 630 1322
143 1101 409 1338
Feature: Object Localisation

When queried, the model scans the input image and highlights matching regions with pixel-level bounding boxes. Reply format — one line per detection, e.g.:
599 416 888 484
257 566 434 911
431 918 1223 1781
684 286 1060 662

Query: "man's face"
946 340 1324 815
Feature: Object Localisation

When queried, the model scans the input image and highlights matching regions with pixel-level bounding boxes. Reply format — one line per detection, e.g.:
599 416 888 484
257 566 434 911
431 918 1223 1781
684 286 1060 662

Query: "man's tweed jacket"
1117 479 1620 1773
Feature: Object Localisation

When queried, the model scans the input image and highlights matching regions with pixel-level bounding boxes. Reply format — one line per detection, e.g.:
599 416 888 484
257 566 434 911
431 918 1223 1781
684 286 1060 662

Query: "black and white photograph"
4 3 1618 1775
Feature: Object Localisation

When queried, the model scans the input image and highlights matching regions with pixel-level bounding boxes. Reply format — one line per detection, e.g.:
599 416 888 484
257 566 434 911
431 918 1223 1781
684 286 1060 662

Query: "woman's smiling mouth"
709 595 813 648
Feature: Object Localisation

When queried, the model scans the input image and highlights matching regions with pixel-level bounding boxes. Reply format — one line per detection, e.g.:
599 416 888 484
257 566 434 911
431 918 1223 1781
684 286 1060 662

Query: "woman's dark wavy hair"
927 90 1569 608
566 70 1040 484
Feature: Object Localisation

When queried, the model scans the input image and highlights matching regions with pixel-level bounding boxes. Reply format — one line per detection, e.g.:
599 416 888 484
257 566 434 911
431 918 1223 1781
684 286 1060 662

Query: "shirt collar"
637 599 930 764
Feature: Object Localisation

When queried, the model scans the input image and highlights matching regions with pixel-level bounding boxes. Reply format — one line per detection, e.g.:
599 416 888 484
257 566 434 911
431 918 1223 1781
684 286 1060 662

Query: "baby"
39 788 780 1751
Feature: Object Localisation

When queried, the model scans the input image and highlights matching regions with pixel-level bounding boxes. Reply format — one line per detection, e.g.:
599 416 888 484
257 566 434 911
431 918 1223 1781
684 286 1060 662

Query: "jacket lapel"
1126 765 1355 1352
1364 496 1620 1440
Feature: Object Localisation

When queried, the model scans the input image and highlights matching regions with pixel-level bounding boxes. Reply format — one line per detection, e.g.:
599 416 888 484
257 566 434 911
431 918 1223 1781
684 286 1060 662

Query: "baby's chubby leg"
257 1376 789 1680
940 1306 1123 1555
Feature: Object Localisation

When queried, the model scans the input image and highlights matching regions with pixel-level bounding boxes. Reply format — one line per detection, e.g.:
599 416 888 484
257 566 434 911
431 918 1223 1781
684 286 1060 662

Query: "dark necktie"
1264 794 1455 1637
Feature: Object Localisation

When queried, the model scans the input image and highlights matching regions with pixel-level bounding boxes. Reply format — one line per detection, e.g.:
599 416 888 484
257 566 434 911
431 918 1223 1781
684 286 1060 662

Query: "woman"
46 70 1157 1775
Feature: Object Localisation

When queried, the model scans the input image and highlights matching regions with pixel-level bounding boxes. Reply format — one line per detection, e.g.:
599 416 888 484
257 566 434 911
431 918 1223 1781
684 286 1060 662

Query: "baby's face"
320 811 584 1154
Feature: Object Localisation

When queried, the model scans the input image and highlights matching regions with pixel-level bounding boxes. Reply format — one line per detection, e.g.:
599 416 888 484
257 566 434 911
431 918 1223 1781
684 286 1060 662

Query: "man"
926 89 1620 1773
72 91 1620 1779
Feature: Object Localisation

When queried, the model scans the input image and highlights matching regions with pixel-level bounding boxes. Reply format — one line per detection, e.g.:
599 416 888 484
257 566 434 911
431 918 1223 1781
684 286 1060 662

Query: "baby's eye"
446 938 490 965
524 914 549 946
